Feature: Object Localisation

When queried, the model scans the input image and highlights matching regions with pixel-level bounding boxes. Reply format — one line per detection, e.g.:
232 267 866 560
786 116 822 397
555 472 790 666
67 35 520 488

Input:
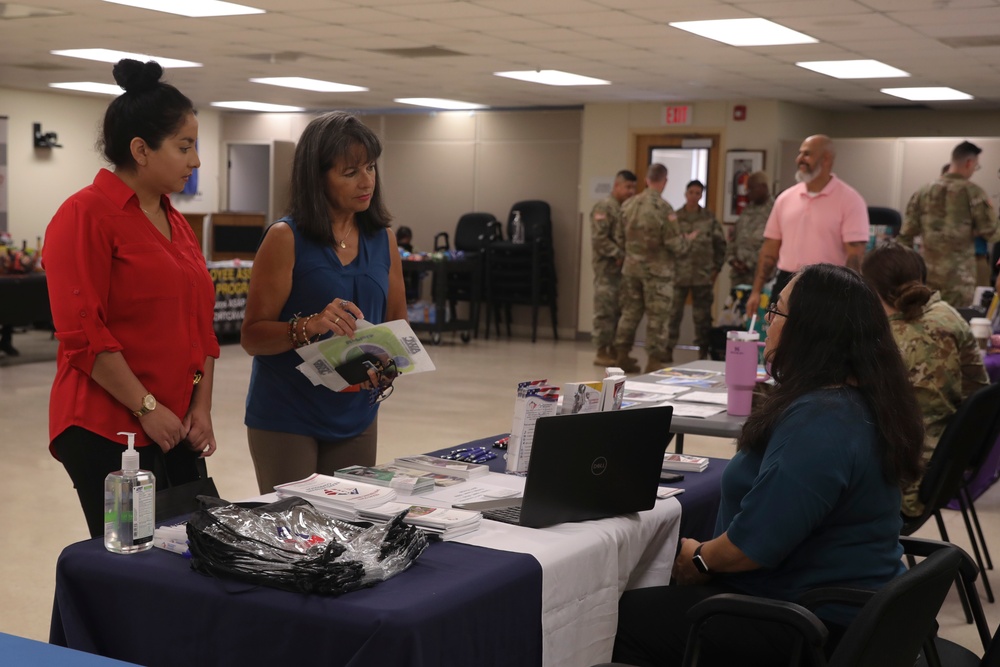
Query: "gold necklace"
140 205 158 218
335 225 353 249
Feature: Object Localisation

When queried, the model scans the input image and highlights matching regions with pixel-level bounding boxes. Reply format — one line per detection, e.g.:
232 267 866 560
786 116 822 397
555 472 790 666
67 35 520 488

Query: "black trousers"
772 270 796 302
612 583 846 667
53 426 204 538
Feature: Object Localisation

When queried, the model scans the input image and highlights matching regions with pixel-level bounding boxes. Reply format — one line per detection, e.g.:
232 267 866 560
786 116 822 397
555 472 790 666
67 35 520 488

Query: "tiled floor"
1 329 997 656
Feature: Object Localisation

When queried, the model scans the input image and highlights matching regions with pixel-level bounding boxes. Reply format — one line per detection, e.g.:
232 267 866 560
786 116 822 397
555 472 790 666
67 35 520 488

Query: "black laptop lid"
517 406 673 528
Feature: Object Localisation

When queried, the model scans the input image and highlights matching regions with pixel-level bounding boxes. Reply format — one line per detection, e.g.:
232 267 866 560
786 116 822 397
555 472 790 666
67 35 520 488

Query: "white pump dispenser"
104 431 156 554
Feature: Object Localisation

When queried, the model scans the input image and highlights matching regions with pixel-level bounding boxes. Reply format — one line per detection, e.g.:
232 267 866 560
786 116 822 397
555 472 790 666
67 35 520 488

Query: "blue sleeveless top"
245 217 390 439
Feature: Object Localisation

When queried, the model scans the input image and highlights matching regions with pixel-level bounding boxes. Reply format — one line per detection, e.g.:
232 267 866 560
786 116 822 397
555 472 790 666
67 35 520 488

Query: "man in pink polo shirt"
747 135 869 313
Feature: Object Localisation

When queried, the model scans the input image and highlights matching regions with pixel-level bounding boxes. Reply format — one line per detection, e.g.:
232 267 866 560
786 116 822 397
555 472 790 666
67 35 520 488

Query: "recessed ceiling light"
493 70 609 86
880 87 973 101
210 101 305 112
49 82 123 95
51 48 201 68
669 18 818 46
797 60 909 79
250 77 367 93
102 0 264 17
394 97 487 110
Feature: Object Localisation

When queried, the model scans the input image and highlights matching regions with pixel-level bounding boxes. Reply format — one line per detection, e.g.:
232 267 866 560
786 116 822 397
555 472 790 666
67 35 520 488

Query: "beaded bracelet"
297 314 316 347
288 313 301 348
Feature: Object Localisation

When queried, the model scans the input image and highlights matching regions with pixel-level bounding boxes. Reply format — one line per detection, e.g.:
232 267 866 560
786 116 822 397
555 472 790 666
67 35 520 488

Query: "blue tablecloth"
51 537 542 667
1 632 137 666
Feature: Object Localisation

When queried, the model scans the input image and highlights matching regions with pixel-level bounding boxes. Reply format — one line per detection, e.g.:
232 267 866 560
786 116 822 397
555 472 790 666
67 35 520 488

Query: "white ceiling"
2 0 1000 112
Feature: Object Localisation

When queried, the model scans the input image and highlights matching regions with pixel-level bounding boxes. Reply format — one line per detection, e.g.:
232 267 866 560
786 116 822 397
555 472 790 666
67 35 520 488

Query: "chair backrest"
454 212 501 252
507 200 552 245
867 206 902 236
919 382 1000 511
829 546 962 667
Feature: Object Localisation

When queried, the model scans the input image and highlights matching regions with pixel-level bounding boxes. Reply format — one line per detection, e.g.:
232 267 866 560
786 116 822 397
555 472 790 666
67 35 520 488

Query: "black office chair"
905 537 994 667
901 382 1000 604
867 206 902 243
678 545 962 667
485 200 558 342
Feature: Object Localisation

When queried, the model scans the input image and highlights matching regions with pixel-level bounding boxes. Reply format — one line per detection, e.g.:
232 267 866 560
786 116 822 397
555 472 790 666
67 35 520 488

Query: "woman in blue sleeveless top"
241 112 407 494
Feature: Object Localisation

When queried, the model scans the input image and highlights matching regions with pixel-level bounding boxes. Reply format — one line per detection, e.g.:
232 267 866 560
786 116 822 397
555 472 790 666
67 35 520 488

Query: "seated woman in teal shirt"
612 264 924 667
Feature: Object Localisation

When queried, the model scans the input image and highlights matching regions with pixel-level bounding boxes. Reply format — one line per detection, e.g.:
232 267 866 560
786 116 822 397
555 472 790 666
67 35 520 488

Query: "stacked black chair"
484 200 558 342
436 212 500 338
901 382 1000 605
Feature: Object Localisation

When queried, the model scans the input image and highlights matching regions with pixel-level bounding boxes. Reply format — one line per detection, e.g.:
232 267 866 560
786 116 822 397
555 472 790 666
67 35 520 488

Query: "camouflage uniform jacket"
899 174 999 295
616 188 690 279
674 206 727 286
889 292 989 455
727 198 774 283
590 195 624 273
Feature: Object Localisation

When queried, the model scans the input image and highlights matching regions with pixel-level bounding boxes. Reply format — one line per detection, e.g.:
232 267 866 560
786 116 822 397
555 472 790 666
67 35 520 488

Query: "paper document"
295 319 435 391
623 381 689 397
663 401 727 418
676 391 728 406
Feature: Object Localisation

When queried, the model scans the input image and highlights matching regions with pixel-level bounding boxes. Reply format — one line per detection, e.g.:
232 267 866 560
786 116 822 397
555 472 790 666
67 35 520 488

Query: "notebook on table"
454 406 673 528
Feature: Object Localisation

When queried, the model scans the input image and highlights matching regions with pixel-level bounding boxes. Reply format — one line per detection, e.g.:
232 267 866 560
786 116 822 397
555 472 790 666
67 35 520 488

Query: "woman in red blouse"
44 59 220 537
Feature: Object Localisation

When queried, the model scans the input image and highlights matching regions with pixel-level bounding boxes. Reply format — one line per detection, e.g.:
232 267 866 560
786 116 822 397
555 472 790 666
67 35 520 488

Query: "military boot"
615 347 641 374
593 345 616 367
645 354 667 374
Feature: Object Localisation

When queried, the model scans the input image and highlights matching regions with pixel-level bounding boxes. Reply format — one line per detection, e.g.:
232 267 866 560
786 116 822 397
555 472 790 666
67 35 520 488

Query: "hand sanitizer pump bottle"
104 431 156 554
512 210 525 244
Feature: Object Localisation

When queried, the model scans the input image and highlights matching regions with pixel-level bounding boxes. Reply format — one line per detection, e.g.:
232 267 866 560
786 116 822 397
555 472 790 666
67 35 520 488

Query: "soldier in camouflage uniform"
591 170 637 366
613 164 697 373
899 141 999 308
862 242 989 517
727 171 773 287
667 180 727 361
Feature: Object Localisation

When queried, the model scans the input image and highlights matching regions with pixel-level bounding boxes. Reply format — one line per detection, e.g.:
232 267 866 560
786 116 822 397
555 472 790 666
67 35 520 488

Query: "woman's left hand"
673 537 712 586
183 406 217 457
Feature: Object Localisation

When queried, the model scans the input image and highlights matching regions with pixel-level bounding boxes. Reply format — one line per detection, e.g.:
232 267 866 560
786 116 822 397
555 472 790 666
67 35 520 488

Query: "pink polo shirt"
764 175 869 272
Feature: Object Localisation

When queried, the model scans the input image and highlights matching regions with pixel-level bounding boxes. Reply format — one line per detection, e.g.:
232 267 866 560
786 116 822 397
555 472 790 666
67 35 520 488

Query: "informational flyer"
295 319 435 391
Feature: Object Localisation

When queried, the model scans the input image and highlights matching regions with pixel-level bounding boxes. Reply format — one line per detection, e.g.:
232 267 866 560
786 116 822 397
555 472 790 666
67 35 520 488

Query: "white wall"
0 86 220 246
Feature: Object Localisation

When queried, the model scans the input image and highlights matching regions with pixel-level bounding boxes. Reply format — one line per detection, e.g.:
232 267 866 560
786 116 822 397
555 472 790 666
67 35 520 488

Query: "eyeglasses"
364 358 397 405
765 301 788 323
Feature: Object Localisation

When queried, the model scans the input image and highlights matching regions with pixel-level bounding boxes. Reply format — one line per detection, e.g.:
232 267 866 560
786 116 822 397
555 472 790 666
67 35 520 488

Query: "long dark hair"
100 59 194 169
862 242 933 321
288 111 392 245
737 264 923 485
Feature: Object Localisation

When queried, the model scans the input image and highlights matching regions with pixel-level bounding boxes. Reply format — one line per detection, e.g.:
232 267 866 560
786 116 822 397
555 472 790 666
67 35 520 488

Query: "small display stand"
401 256 480 345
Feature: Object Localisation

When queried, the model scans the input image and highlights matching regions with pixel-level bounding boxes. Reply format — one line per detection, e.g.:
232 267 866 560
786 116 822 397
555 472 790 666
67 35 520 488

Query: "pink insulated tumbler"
725 330 760 416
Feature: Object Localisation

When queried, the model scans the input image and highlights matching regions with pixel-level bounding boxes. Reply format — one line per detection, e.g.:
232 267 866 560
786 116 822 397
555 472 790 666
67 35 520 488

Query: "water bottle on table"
725 330 762 417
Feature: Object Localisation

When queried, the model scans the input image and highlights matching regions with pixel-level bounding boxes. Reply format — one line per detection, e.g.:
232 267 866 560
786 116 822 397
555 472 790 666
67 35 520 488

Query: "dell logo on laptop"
591 457 608 475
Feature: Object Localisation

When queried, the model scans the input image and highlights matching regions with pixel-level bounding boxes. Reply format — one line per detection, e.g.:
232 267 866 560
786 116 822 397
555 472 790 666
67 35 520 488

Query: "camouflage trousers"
592 266 621 348
614 274 673 358
667 284 715 350
933 276 975 310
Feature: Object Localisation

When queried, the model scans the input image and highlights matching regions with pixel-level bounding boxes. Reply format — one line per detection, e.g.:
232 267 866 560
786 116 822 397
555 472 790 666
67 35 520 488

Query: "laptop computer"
454 406 673 528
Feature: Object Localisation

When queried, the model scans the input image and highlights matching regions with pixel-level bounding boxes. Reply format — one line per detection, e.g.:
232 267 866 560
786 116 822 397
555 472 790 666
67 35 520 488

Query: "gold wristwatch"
132 393 156 418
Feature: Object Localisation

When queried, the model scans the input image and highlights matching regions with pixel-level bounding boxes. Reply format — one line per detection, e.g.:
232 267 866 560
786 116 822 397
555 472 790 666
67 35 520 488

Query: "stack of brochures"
662 453 709 473
359 502 482 541
274 474 398 521
393 454 490 479
335 465 437 495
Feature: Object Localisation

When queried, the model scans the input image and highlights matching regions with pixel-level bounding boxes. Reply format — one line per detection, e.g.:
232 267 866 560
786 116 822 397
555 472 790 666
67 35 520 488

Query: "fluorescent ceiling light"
250 77 367 93
669 18 817 46
394 97 487 110
880 87 973 101
797 60 909 79
49 82 123 95
51 48 201 68
210 101 305 112
102 0 263 17
493 70 609 86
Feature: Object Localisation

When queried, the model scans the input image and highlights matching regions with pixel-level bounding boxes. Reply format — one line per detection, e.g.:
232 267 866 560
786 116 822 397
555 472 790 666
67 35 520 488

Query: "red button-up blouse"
44 169 220 454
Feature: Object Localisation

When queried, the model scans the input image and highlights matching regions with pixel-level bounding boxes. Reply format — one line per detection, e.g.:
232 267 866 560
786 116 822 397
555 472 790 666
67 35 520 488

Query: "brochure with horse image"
393 454 490 479
335 465 437 494
454 406 674 528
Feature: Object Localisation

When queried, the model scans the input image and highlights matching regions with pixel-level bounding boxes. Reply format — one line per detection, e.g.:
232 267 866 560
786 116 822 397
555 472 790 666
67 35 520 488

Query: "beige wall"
221 108 583 338
0 86 222 247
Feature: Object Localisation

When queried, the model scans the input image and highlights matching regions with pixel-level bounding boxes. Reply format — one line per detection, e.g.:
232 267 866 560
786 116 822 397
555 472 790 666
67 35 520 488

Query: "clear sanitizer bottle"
104 431 156 554
512 210 525 244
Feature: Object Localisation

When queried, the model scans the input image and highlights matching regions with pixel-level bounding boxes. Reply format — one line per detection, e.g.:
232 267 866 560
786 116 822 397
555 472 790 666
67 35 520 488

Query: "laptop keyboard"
481 505 523 525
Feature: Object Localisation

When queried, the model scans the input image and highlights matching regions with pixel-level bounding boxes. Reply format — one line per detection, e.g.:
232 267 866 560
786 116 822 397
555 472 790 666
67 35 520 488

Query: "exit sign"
663 105 692 125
